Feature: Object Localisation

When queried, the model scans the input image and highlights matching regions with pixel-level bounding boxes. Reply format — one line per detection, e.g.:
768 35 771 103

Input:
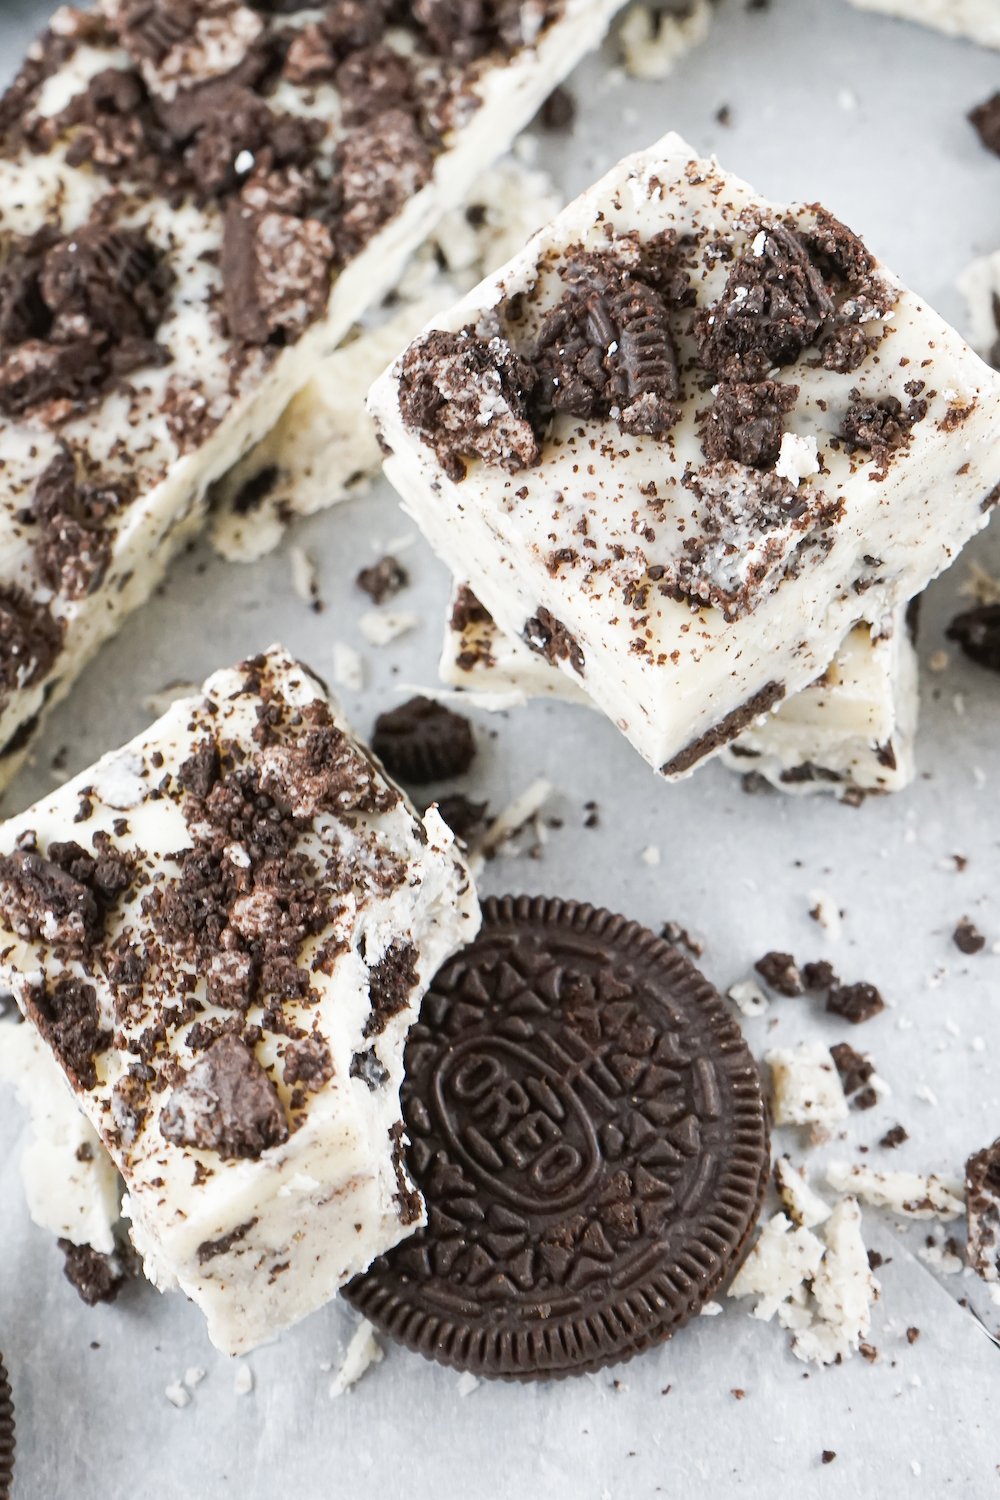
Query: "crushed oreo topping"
23 448 132 601
965 1136 1000 1283
529 245 681 437
840 389 927 474
222 203 333 347
946 604 1000 674
0 225 172 416
372 696 476 784
523 605 585 675
365 940 420 1037
701 380 798 469
0 589 63 706
159 1033 289 1159
22 974 111 1092
333 109 434 262
432 793 488 843
397 326 540 481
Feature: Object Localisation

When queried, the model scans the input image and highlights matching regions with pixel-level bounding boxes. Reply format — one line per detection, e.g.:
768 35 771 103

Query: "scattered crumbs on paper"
699 1300 723 1316
456 1371 480 1397
808 889 842 940
640 845 661 867
165 1382 191 1410
727 978 770 1018
825 1163 964 1220
359 609 420 647
233 1365 254 1396
472 779 553 864
332 641 364 692
290 545 321 609
330 1320 384 1398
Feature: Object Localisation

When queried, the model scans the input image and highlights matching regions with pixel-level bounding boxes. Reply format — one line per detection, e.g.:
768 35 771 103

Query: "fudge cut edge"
370 131 1000 777
0 645 479 1353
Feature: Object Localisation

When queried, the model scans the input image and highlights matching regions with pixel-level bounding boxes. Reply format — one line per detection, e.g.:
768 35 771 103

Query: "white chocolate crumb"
728 1213 825 1321
618 0 712 81
233 1365 254 1396
332 641 364 692
456 1372 480 1397
808 889 842 939
775 1156 831 1228
727 978 769 1018
165 1383 191 1410
184 1367 206 1389
774 432 820 487
289 545 320 607
767 1044 848 1127
825 1163 964 1220
359 610 421 647
330 1321 384 1398
699 1300 723 1316
927 650 949 673
917 1242 964 1276
640 844 661 866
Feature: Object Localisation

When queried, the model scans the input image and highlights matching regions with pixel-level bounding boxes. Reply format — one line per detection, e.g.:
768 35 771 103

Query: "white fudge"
0 1012 121 1255
370 132 1000 779
210 155 562 562
0 0 622 790
0 646 479 1353
847 0 1000 48
441 583 919 796
959 251 1000 365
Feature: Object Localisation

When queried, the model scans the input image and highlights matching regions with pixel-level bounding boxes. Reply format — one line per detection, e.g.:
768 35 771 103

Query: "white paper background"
1 1 999 1494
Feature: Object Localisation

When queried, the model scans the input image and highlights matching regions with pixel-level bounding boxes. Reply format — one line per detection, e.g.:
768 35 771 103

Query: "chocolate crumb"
826 981 884 1025
880 1124 908 1150
356 555 408 604
372 696 475 784
867 1249 884 1271
754 951 803 997
660 921 704 958
802 959 839 993
539 85 575 130
947 604 1000 673
830 1041 874 1096
953 917 986 955
906 1326 920 1344
159 1035 288 1160
364 940 419 1038
523 606 585 675
432 793 488 843
58 1240 130 1306
970 91 1000 157
853 1086 877 1111
821 1451 836 1465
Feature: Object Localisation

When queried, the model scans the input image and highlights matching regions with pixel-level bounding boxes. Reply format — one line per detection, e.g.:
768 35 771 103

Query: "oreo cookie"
347 896 769 1379
0 1354 13 1500
372 696 475 785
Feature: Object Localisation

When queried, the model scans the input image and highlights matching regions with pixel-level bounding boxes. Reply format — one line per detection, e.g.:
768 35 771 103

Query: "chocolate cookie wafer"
0 1354 14 1500
347 895 769 1379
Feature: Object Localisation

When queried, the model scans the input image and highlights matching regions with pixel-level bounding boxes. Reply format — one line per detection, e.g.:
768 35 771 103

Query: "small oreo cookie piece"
347 895 769 1379
372 696 475 785
0 1354 14 1500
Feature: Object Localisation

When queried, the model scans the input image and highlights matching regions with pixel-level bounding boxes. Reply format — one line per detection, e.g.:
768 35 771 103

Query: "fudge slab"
847 0 1000 48
370 132 1000 778
0 647 479 1353
0 0 622 791
442 585 918 797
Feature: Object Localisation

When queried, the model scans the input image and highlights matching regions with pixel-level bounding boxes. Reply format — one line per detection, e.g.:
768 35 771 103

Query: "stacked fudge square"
370 132 1000 795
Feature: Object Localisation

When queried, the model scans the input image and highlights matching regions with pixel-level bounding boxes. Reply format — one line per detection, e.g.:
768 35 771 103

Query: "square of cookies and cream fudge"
0 646 479 1353
369 133 1000 779
0 0 622 792
846 0 1000 48
441 585 918 797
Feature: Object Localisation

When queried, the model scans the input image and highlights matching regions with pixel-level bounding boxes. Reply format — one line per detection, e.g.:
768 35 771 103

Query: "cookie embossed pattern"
348 896 769 1379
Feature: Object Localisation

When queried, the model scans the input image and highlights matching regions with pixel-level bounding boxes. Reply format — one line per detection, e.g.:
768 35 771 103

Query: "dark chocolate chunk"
397 326 539 481
953 917 986 955
754 951 803 997
159 1034 289 1159
350 1049 389 1090
222 202 333 346
346 894 769 1379
701 380 798 469
433 793 489 843
830 1041 874 1096
880 1124 908 1150
946 604 1000 674
23 975 110 1092
965 1136 1000 1282
364 940 419 1038
58 1240 131 1306
0 1354 12 1500
372 696 475 785
530 249 680 437
970 91 1000 157
356 555 409 604
523 606 585 675
826 981 884 1025
196 1216 259 1266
